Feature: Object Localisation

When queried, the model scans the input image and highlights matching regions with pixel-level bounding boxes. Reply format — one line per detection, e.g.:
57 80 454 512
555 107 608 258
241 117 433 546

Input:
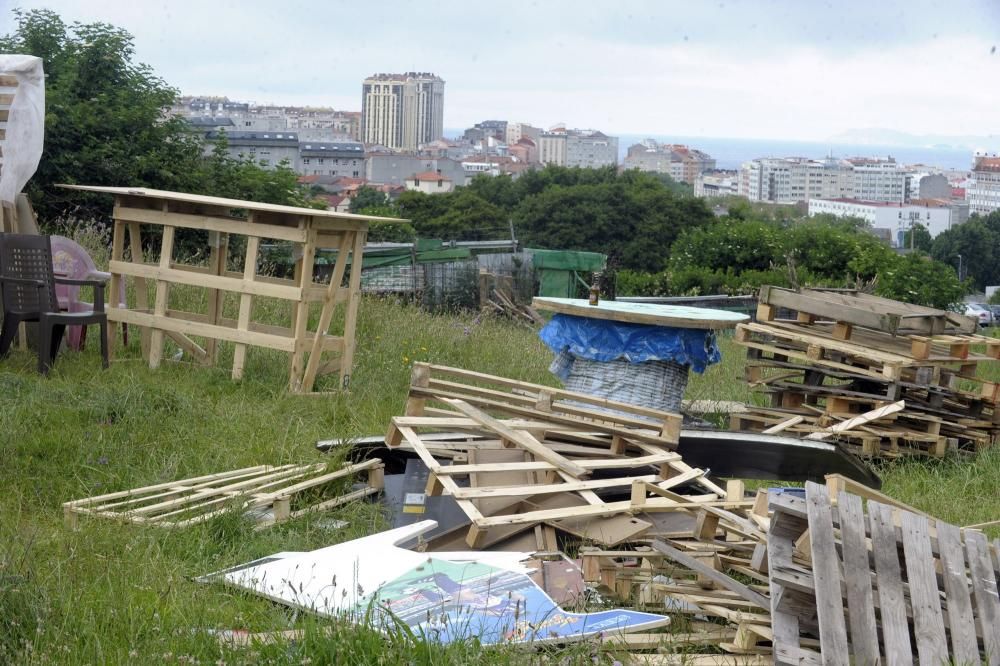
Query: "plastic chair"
0 233 109 374
50 235 127 350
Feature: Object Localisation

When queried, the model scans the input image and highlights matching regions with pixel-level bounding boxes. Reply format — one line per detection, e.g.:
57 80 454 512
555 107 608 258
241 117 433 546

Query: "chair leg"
122 323 129 347
0 314 22 357
38 320 50 375
99 321 109 369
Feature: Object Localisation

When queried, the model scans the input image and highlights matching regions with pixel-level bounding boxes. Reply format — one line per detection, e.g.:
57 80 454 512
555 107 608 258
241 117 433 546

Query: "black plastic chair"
0 233 109 374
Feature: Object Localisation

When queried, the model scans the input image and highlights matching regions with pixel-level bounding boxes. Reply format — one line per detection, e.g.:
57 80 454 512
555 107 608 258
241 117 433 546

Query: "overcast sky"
2 0 998 141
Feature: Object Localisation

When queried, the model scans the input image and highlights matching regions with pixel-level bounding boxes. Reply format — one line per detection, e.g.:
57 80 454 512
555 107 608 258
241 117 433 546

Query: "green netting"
526 248 606 272
528 248 607 297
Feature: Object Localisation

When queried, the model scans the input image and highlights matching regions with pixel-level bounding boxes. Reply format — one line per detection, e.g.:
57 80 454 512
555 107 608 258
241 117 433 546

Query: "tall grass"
1 296 998 664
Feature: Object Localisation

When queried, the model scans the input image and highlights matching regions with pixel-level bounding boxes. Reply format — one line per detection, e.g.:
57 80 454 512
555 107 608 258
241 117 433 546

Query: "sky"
2 0 999 142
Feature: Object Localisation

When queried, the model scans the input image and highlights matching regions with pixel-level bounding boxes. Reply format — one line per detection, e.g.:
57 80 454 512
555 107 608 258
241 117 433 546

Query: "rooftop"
409 171 451 182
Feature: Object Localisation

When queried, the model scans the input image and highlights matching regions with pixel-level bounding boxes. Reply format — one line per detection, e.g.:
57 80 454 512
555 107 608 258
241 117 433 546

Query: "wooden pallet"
769 481 1000 665
757 285 977 335
63 460 384 529
390 407 733 548
386 362 683 450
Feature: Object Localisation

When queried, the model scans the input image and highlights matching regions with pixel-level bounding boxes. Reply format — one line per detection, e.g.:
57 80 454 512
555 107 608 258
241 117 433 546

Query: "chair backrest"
0 232 57 314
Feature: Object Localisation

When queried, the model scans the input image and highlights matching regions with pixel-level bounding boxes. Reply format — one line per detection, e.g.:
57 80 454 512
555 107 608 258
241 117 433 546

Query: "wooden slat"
109 260 302 301
899 510 948 664
835 491 879 664
966 529 1000 664
935 521 980 664
441 398 589 478
109 307 297 352
804 482 848 666
867 501 913 666
651 540 769 610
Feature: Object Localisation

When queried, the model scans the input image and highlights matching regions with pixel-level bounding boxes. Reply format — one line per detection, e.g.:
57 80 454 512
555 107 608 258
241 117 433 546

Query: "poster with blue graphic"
358 557 670 645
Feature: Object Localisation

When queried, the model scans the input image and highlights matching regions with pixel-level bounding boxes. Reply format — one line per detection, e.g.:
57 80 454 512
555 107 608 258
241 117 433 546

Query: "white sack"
0 54 45 204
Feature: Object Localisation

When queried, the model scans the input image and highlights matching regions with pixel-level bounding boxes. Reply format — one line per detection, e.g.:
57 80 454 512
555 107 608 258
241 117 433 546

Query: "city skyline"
3 0 999 144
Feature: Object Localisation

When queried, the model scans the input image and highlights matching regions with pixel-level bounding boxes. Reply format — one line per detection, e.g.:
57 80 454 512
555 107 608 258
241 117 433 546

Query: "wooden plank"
935 521 980 664
650 540 769 610
288 228 318 391
440 398 589 478
867 501 914 666
762 415 804 434
114 205 311 243
109 260 302 301
148 224 175 369
452 474 658 500
835 491 879 664
338 229 366 389
899 510 948 664
825 474 929 518
966 529 1000 664
109 308 297 352
759 285 902 333
805 401 905 440
60 185 403 223
231 235 260 380
301 232 350 391
803 482 848 666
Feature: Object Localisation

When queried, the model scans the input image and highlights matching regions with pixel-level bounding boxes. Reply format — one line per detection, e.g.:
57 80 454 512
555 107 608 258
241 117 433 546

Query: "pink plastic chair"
50 235 127 351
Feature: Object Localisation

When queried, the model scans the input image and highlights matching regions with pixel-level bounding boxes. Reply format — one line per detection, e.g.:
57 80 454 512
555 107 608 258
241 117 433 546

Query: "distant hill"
829 128 1000 152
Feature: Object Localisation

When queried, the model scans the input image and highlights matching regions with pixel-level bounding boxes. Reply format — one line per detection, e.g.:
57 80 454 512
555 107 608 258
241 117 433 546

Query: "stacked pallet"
577 475 1000 665
731 286 1000 458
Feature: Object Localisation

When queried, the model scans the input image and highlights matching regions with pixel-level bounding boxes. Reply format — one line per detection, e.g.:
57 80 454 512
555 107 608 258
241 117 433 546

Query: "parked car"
990 304 1000 323
965 303 994 327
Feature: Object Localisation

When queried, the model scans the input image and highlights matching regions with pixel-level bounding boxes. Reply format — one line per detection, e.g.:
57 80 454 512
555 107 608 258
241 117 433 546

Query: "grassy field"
2 296 999 664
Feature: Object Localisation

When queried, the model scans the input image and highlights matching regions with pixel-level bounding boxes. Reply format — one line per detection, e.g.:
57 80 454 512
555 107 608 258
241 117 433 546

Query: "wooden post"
231 230 260 380
338 227 368 390
127 221 151 358
148 218 175 369
288 226 318 392
107 212 126 355
301 232 351 391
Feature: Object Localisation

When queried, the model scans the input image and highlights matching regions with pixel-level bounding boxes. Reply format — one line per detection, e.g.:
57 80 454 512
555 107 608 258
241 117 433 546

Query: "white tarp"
0 55 45 204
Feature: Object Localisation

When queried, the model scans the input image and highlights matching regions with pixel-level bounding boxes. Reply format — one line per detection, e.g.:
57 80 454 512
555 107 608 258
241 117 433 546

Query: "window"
318 158 325 164
303 158 310 164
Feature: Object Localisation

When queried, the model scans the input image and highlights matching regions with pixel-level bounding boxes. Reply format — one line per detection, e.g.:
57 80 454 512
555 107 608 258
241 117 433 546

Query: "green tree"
875 252 965 309
900 222 933 252
930 217 1000 290
348 185 389 213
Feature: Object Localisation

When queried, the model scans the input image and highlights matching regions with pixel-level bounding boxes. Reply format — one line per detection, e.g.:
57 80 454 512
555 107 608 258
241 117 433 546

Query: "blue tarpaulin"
539 313 721 374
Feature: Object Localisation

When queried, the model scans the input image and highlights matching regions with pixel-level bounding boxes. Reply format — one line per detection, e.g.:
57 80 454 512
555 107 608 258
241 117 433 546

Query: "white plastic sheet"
0 55 45 204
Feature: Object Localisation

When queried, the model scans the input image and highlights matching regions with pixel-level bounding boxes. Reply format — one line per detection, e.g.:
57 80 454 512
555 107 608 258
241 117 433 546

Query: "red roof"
410 171 451 182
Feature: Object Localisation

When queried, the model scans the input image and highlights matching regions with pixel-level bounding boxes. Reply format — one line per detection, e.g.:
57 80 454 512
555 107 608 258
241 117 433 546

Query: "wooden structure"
60 185 403 392
63 459 384 529
733 286 1000 458
769 481 1000 666
531 296 748 329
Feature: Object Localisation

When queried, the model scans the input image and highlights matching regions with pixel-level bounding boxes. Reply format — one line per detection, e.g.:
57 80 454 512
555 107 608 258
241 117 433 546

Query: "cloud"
3 0 998 140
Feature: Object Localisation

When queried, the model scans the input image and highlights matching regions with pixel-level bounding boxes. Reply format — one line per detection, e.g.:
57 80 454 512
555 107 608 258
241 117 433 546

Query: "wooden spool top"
532 297 749 329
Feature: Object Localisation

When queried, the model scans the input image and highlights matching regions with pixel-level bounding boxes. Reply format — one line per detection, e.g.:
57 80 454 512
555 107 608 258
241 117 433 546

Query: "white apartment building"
694 171 739 198
848 158 906 203
808 198 957 244
739 157 853 203
968 155 1000 215
361 72 445 151
539 131 567 166
539 127 618 168
740 156 905 204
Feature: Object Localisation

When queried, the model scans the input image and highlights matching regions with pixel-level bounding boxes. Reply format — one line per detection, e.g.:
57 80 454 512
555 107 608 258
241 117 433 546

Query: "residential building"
968 154 1000 215
739 157 853 203
538 129 567 166
505 122 541 146
463 120 507 144
405 171 454 194
366 154 466 187
538 126 618 168
624 141 715 183
299 141 365 179
847 157 906 203
361 72 445 151
508 138 539 165
808 198 962 244
204 131 301 169
694 170 739 198
183 116 235 133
